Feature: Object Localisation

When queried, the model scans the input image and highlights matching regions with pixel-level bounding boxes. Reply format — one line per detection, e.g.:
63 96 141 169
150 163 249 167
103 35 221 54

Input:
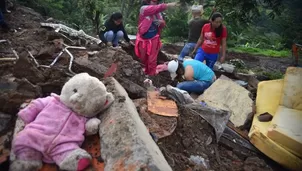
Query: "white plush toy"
10 73 114 171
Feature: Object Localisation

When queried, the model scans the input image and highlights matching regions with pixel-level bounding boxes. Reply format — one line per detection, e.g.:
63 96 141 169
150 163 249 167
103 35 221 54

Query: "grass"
262 71 284 80
228 47 290 58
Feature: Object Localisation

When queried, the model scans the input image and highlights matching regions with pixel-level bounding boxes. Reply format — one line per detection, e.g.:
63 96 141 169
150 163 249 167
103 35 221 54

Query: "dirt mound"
157 107 273 171
0 3 289 171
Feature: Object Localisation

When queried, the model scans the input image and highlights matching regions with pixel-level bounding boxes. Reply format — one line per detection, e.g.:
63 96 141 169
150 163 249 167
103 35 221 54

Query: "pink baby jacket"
13 93 87 163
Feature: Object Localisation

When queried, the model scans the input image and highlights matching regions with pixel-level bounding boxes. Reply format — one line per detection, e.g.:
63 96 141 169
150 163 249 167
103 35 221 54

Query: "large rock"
197 78 253 127
13 51 46 84
0 75 42 114
73 48 147 98
99 78 172 171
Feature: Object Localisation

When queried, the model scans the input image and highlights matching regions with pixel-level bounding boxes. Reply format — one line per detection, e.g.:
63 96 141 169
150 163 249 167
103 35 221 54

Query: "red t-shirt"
201 23 227 54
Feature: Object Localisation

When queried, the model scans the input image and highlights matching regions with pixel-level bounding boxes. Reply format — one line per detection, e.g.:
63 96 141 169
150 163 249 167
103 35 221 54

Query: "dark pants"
177 80 212 94
0 9 4 25
0 0 7 12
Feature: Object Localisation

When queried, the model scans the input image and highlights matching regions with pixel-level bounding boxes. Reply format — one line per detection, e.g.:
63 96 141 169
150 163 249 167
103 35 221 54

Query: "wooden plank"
147 91 178 117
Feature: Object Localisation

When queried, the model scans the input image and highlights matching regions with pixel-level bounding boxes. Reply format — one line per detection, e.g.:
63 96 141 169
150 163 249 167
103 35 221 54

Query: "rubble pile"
0 3 285 171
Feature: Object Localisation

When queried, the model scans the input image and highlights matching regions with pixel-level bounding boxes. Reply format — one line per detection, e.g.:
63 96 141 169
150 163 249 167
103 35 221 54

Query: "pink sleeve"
222 26 227 38
138 19 151 35
18 96 52 124
140 4 168 17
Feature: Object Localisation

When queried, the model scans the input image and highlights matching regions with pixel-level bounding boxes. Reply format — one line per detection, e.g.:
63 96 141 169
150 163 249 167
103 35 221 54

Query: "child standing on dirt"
99 12 131 47
135 0 179 76
178 5 209 62
191 12 228 69
167 59 215 94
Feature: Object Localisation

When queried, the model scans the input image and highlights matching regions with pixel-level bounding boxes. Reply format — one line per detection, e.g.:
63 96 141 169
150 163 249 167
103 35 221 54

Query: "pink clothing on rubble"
135 4 167 76
13 93 87 163
156 62 168 74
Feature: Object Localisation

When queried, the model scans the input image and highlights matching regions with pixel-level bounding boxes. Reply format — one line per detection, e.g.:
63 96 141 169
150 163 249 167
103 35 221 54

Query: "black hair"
211 12 223 38
110 12 123 21
176 60 184 75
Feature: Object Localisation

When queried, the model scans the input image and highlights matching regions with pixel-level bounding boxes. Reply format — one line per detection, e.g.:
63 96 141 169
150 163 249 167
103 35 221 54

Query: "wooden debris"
41 23 101 44
147 91 178 117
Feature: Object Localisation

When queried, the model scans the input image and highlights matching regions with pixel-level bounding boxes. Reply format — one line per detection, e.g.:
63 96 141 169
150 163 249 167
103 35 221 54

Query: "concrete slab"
197 78 253 127
99 78 172 171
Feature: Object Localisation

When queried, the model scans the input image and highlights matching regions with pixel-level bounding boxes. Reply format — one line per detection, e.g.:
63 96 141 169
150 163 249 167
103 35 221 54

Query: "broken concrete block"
197 78 253 127
214 62 235 73
222 63 235 73
0 130 13 164
0 112 12 134
99 78 172 171
0 76 42 114
73 48 147 99
13 51 46 84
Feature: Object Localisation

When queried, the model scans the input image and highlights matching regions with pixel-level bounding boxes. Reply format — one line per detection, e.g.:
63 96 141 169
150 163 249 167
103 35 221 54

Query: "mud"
161 44 293 74
157 107 274 171
0 3 290 171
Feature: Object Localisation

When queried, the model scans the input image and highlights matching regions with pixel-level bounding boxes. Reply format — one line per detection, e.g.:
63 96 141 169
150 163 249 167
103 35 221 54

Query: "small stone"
182 139 192 148
205 136 212 146
0 112 11 133
123 68 132 76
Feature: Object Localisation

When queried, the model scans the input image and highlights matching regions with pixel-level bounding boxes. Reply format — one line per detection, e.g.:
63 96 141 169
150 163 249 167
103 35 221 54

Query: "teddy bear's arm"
85 118 101 136
18 96 52 124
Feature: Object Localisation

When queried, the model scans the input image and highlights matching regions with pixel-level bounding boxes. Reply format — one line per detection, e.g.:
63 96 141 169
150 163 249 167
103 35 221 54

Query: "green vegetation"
17 0 301 58
228 47 289 58
262 71 284 80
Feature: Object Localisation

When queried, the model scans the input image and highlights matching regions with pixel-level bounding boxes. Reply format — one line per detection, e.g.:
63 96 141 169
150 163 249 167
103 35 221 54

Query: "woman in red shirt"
191 12 227 69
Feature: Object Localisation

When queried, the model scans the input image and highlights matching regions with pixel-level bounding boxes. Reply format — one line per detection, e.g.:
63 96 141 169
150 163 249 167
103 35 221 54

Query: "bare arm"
192 34 204 54
220 38 227 63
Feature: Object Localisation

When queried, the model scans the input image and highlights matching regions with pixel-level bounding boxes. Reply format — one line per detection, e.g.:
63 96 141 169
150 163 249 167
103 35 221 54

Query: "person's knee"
194 48 204 62
176 82 186 90
105 30 114 40
116 30 124 38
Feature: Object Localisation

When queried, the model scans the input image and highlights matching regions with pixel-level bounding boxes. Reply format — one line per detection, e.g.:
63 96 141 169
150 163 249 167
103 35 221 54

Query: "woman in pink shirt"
135 0 179 76
191 12 227 69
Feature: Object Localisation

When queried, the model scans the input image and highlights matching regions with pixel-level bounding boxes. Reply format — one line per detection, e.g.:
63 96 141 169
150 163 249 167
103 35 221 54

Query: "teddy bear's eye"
73 89 77 93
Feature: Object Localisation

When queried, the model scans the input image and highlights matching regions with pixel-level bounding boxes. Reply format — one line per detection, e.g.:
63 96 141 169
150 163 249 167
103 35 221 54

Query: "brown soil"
0 3 290 171
157 106 275 171
162 44 293 74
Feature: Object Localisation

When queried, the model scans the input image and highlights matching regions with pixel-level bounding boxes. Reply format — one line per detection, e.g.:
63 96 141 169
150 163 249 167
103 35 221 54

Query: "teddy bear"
9 73 114 171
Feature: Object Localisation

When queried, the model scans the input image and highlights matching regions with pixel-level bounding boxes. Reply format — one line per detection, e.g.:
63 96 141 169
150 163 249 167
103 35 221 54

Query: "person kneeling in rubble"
99 12 131 47
167 59 215 94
